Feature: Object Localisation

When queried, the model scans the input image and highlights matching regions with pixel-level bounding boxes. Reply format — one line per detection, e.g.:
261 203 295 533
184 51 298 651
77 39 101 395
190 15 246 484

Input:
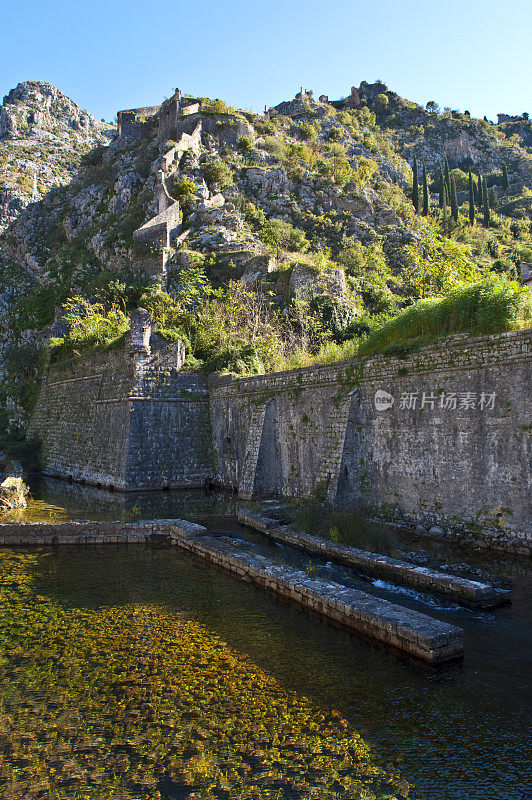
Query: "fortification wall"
29 329 531 545
28 350 134 488
117 107 160 141
29 338 213 490
209 330 531 544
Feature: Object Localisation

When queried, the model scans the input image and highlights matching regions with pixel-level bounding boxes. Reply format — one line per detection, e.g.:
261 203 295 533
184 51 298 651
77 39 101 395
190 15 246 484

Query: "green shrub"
359 275 532 356
299 123 318 140
237 136 255 156
262 136 287 161
200 98 235 116
260 219 309 253
171 178 196 211
50 298 130 360
201 342 264 375
14 286 68 331
202 159 233 188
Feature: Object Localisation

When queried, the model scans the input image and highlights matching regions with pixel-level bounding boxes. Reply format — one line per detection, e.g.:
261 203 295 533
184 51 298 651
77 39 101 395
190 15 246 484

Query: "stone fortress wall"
208 329 531 544
29 319 531 546
28 311 213 491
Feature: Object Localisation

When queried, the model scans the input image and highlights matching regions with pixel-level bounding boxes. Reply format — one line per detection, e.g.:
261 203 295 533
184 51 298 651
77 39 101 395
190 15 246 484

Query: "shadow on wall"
252 400 284 498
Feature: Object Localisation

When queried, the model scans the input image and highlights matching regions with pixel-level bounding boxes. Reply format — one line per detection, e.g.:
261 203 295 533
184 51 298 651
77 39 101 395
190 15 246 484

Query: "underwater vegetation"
0 498 69 523
0 549 408 799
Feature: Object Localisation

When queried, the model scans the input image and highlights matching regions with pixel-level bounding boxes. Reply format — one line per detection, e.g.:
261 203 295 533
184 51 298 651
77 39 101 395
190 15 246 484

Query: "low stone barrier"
237 511 511 609
0 519 188 545
167 524 464 665
0 518 463 664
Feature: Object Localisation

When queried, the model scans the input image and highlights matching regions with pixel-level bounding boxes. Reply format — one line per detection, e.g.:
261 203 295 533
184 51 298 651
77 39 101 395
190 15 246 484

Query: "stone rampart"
29 328 531 547
28 328 213 490
117 107 160 140
209 330 531 545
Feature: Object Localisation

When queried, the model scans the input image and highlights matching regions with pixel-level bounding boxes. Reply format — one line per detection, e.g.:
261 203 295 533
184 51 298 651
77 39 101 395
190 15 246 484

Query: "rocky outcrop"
0 81 113 229
289 263 348 302
0 461 28 511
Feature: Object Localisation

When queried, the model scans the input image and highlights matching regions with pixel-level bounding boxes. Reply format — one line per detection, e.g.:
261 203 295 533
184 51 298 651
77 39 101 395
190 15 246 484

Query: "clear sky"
1 0 530 123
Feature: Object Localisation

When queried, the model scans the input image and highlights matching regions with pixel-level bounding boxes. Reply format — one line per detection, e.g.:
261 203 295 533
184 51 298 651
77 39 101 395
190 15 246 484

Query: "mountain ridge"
0 80 113 229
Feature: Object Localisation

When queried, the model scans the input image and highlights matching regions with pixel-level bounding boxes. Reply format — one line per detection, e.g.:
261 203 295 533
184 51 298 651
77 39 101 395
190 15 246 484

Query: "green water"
1 479 531 799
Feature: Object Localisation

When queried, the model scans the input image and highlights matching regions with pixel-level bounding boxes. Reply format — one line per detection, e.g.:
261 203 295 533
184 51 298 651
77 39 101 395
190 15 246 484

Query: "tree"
422 163 429 215
444 156 451 202
488 187 499 209
450 173 458 222
468 171 475 225
438 167 445 208
502 163 509 191
412 155 419 213
400 223 477 299
482 176 491 227
476 173 483 208
441 174 448 233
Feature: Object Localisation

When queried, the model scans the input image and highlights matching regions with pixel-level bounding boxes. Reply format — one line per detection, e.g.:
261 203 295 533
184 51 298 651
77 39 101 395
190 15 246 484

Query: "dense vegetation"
0 82 531 430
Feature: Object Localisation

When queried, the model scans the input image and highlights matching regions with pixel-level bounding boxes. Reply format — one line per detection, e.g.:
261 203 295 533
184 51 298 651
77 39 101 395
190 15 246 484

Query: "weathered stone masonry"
28 321 213 491
29 327 531 545
209 329 531 544
0 518 464 664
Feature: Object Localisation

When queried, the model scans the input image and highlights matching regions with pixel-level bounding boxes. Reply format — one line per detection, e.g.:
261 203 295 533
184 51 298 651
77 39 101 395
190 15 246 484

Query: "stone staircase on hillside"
132 121 202 279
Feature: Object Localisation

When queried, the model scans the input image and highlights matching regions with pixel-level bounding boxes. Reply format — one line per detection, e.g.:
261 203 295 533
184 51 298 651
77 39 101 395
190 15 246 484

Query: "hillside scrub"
2 82 532 428
358 276 532 357
46 275 530 375
49 297 130 362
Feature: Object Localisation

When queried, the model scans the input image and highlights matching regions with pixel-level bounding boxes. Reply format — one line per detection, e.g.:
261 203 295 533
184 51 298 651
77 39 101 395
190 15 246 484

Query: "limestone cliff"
0 81 113 230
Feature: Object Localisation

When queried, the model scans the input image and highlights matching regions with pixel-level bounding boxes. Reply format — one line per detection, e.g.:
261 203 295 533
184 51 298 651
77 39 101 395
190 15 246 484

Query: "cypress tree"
444 157 451 202
422 163 429 215
450 173 458 222
502 163 509 191
438 167 445 208
482 176 491 227
477 172 483 208
412 155 419 213
441 179 448 234
468 171 475 225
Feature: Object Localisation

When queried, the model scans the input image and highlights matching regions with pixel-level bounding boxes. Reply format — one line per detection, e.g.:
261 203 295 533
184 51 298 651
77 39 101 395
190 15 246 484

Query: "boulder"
289 263 348 302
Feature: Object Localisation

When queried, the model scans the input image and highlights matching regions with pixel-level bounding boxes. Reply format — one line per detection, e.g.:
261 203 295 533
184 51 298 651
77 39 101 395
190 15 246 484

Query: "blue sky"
1 0 530 123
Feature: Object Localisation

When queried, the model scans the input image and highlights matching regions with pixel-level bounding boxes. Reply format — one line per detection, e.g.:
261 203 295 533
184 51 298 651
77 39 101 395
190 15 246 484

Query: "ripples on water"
3 478 531 799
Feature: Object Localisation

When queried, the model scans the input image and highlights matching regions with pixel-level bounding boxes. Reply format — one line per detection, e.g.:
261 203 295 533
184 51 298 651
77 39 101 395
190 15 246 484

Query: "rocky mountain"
0 81 113 229
0 80 530 431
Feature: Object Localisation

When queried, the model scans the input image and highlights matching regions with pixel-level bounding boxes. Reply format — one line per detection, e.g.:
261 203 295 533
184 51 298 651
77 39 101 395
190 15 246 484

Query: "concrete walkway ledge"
237 511 510 609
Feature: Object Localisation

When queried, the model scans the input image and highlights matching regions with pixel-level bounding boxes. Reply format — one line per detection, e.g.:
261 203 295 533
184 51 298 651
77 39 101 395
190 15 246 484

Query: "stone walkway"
237 511 511 609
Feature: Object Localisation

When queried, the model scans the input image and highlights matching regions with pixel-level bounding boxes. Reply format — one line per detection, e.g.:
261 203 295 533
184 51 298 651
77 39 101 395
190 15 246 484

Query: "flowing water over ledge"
1 478 531 799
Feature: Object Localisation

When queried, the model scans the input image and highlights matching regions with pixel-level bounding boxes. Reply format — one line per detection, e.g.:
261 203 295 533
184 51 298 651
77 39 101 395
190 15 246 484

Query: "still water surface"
4 479 532 799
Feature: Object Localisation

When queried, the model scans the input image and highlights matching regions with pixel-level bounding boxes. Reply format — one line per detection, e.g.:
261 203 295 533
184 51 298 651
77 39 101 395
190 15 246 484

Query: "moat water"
1 479 530 799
